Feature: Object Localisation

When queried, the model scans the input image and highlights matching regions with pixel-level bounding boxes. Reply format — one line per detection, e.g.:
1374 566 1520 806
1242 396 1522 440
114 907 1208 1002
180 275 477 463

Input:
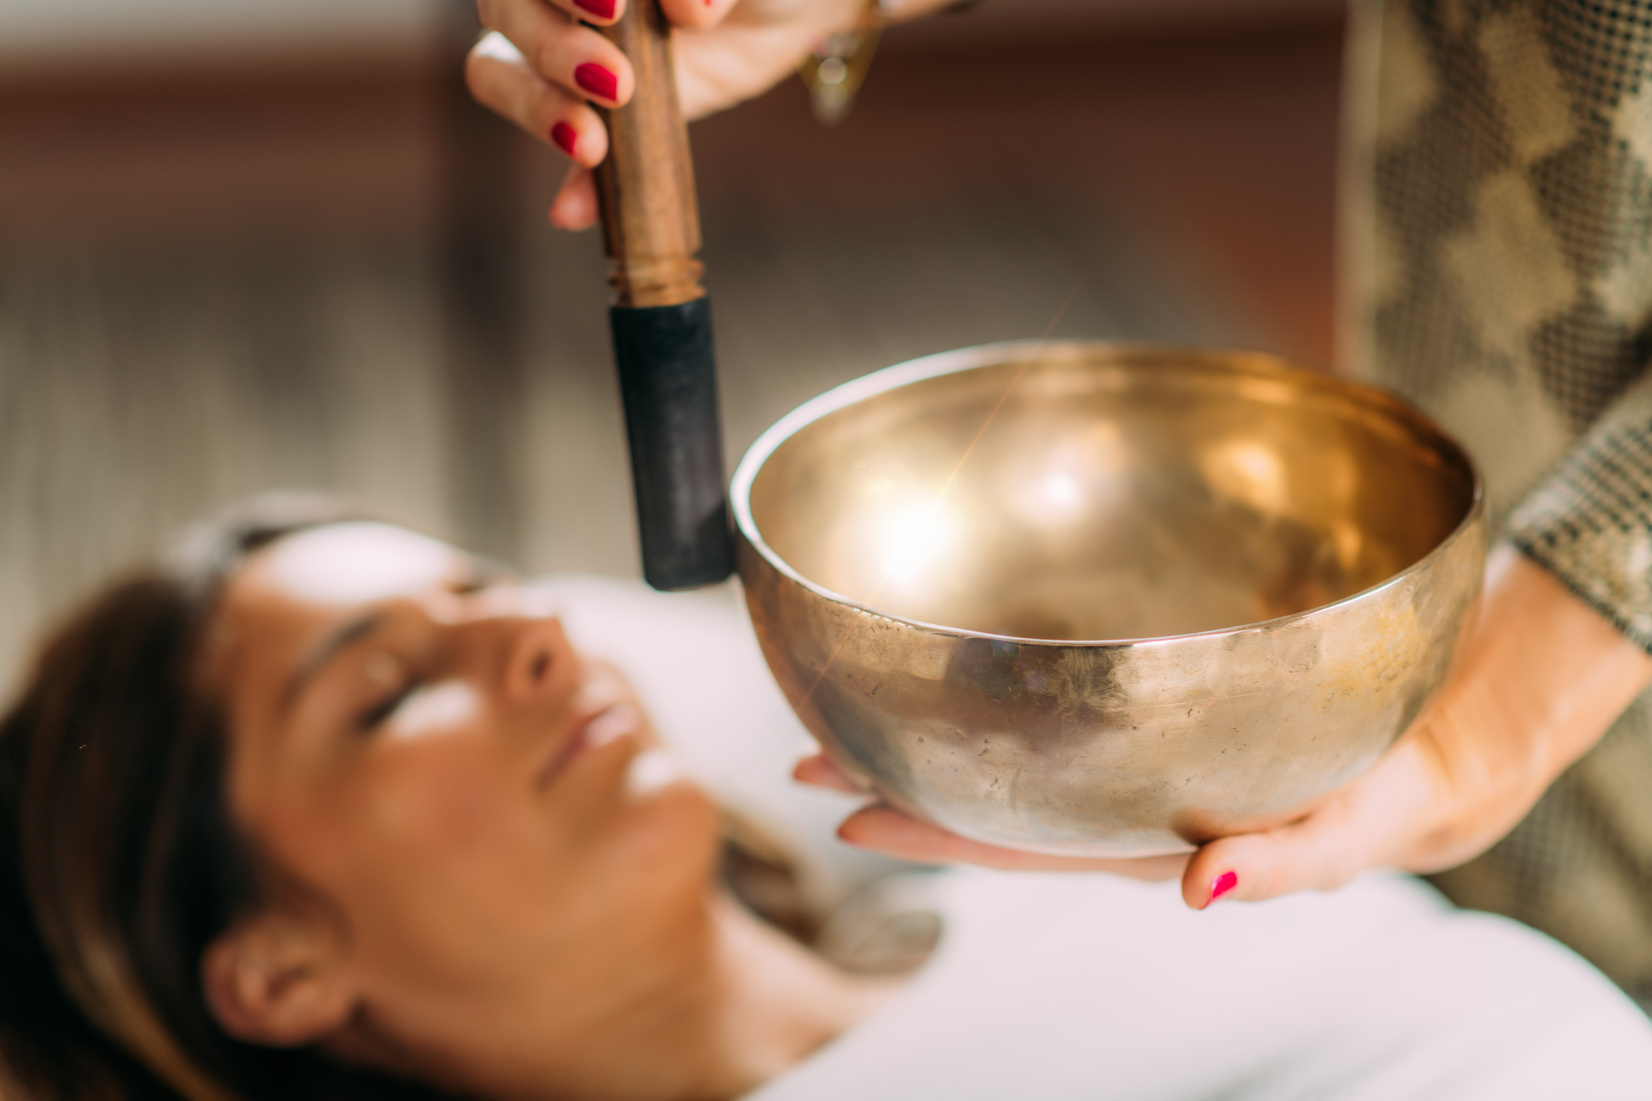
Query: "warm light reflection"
875 499 958 589
1007 425 1125 526
1332 520 1365 569
1008 466 1087 528
1202 441 1289 514
1041 471 1084 512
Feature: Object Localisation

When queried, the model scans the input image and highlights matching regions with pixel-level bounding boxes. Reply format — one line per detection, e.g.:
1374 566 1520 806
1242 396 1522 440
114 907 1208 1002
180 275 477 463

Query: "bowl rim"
729 340 1487 648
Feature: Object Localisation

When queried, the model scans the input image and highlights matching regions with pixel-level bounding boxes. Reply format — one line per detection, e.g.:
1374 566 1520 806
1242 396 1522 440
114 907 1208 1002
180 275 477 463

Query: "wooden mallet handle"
593 0 735 590
594 0 703 308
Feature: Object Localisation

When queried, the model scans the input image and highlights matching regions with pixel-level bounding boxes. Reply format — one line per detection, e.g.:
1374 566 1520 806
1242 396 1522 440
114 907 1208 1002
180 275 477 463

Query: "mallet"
593 0 736 591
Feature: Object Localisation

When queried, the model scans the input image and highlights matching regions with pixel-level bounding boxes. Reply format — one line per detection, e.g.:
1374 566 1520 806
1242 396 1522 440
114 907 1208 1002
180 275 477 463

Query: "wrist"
1451 543 1652 789
1392 543 1652 871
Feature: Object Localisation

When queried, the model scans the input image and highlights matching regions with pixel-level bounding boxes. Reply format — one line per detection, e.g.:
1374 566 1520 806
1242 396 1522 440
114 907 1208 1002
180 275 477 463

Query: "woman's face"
203 523 721 1081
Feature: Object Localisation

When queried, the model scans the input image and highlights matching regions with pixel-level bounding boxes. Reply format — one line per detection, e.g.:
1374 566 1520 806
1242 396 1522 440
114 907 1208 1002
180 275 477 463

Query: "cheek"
304 736 578 969
369 751 522 865
309 736 714 971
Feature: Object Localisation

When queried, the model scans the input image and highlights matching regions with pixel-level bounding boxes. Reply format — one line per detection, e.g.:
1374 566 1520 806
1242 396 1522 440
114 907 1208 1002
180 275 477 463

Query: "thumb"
1180 737 1437 909
550 166 599 230
657 0 738 31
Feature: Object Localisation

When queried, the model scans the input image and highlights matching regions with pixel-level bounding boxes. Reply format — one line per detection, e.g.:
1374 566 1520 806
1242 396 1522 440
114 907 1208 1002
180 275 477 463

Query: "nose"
502 615 574 704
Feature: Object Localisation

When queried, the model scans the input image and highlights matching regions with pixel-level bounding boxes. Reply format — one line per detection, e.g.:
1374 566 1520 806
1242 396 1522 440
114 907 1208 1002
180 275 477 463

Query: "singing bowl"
731 342 1485 856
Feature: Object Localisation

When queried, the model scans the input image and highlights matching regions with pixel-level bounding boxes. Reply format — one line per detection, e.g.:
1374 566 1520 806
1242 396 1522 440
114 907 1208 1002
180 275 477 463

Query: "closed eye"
359 679 421 731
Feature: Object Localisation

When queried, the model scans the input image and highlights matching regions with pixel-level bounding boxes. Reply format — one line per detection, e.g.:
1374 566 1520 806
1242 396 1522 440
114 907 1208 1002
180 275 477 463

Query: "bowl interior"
746 347 1477 641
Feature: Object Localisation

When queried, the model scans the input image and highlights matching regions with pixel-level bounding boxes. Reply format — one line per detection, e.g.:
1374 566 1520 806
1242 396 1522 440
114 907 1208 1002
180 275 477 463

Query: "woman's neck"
352 890 897 1101
593 892 896 1101
694 894 898 1097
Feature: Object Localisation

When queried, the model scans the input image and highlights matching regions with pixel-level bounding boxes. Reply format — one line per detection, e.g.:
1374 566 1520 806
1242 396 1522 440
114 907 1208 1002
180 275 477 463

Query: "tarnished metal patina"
731 343 1486 857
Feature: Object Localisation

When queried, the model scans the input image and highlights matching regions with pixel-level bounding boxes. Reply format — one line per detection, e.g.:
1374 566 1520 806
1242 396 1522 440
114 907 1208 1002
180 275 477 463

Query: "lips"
534 702 642 790
583 703 641 749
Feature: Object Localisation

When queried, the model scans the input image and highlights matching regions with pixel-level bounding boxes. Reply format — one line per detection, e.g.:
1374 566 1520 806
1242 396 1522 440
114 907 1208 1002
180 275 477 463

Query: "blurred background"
0 0 1343 690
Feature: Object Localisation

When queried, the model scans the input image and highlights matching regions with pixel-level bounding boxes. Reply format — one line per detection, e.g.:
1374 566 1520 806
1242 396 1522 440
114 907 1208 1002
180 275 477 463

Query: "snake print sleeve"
1509 372 1652 651
1344 0 1652 999
1342 0 1652 653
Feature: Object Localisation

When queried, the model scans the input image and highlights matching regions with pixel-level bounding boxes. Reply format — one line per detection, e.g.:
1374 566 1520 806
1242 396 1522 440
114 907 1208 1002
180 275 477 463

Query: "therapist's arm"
804 544 1652 909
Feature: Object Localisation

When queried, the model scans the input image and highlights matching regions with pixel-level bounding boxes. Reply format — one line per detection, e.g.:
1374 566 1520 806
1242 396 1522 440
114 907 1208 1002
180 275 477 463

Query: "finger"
658 0 740 32
467 36 609 167
470 19 633 111
479 0 625 33
550 165 600 230
672 13 852 119
791 752 867 795
1181 737 1438 909
840 805 1189 881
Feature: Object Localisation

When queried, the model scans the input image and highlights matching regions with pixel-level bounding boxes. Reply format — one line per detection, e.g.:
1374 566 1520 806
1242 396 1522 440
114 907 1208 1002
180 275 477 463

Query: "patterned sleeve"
1508 372 1652 652
1342 0 1652 653
1346 0 1652 998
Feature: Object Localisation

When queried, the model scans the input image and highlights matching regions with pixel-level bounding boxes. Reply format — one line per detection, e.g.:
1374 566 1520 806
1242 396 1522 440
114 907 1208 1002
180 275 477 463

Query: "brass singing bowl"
731 343 1485 856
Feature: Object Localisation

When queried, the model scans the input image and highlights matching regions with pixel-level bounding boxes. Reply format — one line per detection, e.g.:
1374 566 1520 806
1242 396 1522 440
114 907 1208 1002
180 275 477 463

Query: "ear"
201 909 356 1047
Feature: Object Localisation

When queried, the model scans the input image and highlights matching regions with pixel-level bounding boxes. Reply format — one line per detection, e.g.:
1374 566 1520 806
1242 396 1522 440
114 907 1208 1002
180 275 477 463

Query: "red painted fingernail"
573 0 615 18
551 121 578 157
1206 870 1238 906
574 62 618 101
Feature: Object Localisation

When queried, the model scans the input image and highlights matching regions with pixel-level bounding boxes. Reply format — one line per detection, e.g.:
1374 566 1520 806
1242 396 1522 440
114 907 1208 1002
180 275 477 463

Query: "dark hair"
0 496 455 1101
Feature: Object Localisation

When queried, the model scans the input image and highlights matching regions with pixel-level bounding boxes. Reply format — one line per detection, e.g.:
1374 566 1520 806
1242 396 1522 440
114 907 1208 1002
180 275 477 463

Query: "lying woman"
2 499 1650 1101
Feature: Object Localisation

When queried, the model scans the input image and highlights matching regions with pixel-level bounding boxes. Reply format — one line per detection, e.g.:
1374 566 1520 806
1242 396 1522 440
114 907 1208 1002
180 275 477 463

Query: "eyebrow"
280 611 384 715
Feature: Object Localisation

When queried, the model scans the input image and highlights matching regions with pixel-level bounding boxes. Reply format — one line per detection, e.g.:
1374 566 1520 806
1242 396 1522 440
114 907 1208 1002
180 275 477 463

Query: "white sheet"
752 869 1652 1100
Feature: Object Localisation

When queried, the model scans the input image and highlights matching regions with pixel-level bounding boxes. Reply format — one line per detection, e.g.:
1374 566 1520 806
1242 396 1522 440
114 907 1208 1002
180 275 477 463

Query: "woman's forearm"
1407 543 1652 867
1479 545 1652 774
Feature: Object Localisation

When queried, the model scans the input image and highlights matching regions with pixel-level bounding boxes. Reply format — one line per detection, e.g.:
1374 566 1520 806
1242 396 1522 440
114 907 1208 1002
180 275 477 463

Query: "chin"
617 759 723 885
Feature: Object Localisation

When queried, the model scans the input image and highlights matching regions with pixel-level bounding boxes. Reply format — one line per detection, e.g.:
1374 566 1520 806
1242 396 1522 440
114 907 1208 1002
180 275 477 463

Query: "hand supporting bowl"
732 343 1485 856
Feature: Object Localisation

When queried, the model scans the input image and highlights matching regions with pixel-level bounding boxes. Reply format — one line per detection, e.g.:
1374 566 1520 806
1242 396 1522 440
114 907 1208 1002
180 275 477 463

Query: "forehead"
236 523 462 608
211 523 463 665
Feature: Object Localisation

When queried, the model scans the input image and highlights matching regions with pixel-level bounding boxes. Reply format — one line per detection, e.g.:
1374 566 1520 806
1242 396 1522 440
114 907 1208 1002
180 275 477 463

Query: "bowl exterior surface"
734 343 1486 856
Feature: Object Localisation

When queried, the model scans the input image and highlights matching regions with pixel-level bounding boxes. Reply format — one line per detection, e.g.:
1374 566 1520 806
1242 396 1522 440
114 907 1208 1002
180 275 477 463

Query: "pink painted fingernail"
573 0 615 18
551 121 578 157
574 62 618 101
1207 870 1238 906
